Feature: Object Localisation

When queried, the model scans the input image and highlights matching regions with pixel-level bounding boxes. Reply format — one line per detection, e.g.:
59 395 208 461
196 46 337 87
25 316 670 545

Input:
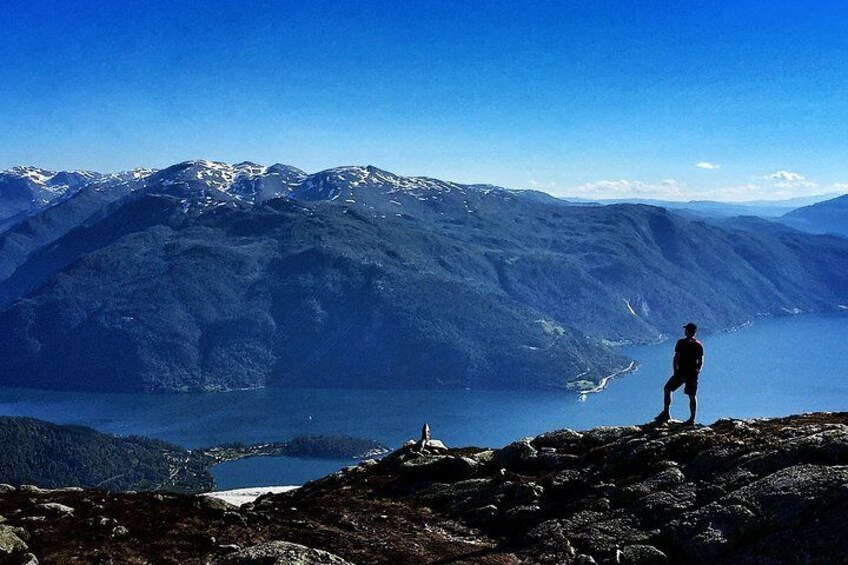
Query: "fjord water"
1 314 846 489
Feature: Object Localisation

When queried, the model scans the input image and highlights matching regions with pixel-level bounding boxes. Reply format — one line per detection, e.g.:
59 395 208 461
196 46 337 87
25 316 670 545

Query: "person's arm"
698 351 705 372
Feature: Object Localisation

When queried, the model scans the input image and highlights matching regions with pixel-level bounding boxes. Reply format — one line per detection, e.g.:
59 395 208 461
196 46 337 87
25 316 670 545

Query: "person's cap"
683 322 698 331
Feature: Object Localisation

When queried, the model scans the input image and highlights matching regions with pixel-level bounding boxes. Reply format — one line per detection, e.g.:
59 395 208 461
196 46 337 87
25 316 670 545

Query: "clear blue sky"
2 1 847 200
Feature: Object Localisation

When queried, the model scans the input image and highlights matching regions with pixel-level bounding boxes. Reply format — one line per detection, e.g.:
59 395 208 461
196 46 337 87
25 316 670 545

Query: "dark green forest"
0 417 212 492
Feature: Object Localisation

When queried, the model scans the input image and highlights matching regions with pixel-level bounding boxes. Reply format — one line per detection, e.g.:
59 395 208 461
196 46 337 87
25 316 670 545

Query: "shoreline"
604 307 848 351
202 485 299 507
571 360 639 400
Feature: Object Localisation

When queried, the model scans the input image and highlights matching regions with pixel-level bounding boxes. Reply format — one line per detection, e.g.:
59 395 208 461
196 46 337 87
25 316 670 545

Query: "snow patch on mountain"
5 166 55 185
2 166 102 191
2 160 518 227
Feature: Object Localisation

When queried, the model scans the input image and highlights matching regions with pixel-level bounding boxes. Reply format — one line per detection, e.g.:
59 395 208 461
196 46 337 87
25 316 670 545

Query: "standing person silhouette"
656 322 704 425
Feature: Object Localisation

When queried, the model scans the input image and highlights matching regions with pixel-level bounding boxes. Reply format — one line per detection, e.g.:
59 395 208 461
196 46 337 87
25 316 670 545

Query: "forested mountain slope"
1 161 846 392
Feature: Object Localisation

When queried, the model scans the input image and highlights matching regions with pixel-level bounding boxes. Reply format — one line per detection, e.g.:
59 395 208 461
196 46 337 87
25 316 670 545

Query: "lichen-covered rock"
29 503 73 518
0 524 28 556
620 544 668 565
398 454 477 482
666 464 848 562
194 495 239 513
533 428 583 452
15 488 40 495
85 515 118 529
494 437 537 471
213 540 354 564
525 519 577 564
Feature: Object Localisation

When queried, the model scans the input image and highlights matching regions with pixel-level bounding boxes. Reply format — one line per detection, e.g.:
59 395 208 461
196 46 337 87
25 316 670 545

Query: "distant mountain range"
780 194 848 237
0 166 153 231
562 193 844 219
0 167 95 226
0 161 847 393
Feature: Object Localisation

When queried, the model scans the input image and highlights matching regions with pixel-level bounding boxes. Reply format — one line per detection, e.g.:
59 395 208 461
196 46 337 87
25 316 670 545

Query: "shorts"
665 372 699 396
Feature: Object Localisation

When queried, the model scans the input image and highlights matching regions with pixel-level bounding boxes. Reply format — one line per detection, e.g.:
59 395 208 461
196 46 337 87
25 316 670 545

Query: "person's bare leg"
686 395 697 424
658 385 672 420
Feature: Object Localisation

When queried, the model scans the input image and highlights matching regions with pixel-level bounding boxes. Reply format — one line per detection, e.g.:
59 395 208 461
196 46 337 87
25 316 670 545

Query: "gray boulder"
398 454 477 482
525 519 577 564
620 544 668 565
495 438 538 471
0 525 28 557
213 540 353 564
667 464 848 562
30 503 73 518
533 428 583 452
16 487 40 494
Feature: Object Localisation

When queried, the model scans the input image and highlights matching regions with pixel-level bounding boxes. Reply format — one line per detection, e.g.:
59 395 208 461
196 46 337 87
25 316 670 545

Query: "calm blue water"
1 313 846 489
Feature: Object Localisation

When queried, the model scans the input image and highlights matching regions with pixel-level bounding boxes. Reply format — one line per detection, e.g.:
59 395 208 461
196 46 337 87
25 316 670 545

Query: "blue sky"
2 1 847 201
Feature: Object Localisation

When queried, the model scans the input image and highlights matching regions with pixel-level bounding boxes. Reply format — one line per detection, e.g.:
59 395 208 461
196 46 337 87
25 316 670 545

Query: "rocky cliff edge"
1 413 847 564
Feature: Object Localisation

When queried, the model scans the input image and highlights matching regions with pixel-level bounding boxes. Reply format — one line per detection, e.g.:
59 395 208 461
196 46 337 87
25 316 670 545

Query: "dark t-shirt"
675 337 704 375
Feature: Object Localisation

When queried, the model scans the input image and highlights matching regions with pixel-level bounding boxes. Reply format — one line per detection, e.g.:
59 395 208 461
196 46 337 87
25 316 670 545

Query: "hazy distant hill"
0 161 847 393
566 194 841 219
781 194 848 237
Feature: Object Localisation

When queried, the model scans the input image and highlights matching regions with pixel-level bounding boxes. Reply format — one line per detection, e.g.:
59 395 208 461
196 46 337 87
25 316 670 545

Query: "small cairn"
403 422 447 455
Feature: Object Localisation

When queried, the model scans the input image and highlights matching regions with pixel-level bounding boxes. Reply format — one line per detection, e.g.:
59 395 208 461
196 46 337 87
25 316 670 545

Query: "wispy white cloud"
763 170 819 191
554 178 828 202
764 170 805 182
566 179 685 199
533 168 832 202
695 161 720 170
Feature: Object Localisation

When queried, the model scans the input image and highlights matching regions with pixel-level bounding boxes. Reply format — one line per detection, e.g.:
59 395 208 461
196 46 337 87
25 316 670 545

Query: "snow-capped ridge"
299 165 471 195
2 160 517 226
105 168 157 182
3 166 57 185
2 166 102 189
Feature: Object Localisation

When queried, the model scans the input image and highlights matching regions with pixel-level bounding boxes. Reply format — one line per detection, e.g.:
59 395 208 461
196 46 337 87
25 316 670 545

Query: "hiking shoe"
683 418 696 426
654 412 670 423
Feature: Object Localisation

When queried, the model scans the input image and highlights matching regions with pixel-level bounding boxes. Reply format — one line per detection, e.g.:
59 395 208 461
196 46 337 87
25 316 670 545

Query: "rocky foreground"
1 413 847 564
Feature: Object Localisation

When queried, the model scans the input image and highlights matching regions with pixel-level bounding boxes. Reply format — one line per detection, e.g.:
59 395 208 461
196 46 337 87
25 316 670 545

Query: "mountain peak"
3 166 56 184
108 168 157 181
0 167 106 223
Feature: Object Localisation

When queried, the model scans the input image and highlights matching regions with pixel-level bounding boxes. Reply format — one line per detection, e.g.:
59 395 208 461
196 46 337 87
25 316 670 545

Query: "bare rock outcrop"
214 540 353 564
0 413 846 564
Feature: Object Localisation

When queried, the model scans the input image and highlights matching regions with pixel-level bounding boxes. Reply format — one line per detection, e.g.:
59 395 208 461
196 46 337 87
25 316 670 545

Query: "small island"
201 435 391 464
0 417 390 494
